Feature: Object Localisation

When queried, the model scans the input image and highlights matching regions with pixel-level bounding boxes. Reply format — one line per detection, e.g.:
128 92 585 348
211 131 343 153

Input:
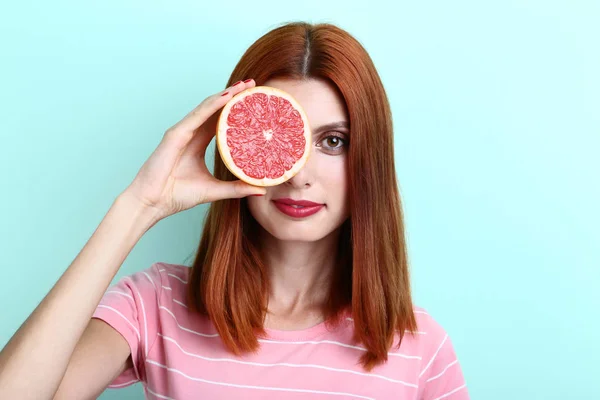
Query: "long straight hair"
187 21 417 371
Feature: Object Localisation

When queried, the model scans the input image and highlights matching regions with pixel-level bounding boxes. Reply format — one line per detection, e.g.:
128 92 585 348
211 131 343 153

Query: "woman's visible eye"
316 133 348 154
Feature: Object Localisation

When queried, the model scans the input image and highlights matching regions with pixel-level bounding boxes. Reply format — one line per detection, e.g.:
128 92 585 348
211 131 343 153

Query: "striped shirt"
92 262 469 399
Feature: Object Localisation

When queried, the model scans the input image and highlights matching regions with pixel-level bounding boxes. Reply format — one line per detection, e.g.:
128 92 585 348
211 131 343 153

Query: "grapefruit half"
216 86 311 187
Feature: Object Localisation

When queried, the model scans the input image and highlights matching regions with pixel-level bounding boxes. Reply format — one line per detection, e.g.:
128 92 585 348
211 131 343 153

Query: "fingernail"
243 79 253 83
232 80 242 86
221 91 229 96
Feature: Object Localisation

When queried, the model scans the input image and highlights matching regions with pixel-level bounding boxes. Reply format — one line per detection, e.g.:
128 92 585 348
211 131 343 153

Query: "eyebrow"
313 121 349 134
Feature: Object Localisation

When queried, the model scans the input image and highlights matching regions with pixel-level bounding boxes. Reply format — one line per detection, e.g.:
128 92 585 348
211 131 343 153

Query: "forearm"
0 192 160 399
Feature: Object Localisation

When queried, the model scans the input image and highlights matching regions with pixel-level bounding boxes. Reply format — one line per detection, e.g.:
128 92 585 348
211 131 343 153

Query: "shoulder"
392 306 453 368
154 262 191 287
119 261 190 294
408 305 470 399
408 305 457 362
412 305 449 344
94 261 192 327
152 262 191 307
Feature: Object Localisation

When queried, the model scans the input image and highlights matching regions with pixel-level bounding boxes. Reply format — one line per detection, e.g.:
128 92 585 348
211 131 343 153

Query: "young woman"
0 22 469 399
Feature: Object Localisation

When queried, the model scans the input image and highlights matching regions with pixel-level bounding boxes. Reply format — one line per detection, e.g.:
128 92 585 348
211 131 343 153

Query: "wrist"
114 191 163 231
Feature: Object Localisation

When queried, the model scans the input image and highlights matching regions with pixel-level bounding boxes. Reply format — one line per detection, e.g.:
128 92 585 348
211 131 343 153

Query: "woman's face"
247 77 350 243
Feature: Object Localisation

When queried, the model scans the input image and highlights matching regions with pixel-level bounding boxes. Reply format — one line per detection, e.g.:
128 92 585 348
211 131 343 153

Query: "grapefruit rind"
216 86 312 187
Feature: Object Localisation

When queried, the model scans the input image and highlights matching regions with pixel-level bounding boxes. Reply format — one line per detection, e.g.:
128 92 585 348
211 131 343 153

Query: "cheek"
246 188 276 223
315 154 348 197
247 194 268 215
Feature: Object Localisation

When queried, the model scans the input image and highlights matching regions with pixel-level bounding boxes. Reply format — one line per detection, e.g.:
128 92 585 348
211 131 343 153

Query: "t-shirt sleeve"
417 314 470 399
91 263 164 388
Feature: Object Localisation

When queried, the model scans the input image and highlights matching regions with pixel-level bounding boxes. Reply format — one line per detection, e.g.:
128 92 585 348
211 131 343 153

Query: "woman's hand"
123 79 265 221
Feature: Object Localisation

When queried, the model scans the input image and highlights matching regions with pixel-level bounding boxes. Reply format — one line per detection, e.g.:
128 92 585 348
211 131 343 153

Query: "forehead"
263 78 348 129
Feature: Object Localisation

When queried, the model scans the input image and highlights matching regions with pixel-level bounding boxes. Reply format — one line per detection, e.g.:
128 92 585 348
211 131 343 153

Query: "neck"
259 228 341 318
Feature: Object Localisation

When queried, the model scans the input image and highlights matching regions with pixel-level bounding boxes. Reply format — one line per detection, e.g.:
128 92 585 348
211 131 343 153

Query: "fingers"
179 109 219 160
169 79 256 152
155 79 256 175
205 179 267 203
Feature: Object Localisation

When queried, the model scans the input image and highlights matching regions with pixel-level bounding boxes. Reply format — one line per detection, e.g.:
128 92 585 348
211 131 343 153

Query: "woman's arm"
0 192 158 400
0 79 262 399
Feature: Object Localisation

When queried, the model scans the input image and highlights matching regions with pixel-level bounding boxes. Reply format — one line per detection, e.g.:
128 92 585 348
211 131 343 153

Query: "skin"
247 77 351 331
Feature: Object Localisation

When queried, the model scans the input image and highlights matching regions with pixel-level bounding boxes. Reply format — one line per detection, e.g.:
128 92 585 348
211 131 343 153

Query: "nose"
285 154 315 189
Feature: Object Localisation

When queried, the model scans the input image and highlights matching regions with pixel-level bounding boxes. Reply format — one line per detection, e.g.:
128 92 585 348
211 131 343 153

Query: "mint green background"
1 1 598 399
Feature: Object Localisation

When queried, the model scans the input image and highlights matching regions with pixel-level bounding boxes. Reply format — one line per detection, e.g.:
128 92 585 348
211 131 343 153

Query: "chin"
260 222 334 243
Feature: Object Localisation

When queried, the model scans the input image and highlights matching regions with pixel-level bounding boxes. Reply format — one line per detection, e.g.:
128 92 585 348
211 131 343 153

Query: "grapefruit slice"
216 86 312 187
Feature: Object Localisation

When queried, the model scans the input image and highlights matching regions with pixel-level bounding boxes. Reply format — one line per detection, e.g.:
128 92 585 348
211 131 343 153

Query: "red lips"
272 198 325 218
272 198 323 207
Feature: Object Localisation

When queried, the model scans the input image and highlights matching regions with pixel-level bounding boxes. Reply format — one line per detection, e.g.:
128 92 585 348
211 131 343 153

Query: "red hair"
187 21 417 371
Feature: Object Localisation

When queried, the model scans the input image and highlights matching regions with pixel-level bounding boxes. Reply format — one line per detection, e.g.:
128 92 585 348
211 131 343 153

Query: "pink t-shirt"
92 262 469 399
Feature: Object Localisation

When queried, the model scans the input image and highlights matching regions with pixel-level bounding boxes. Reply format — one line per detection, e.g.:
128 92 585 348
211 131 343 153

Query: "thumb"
210 179 267 201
